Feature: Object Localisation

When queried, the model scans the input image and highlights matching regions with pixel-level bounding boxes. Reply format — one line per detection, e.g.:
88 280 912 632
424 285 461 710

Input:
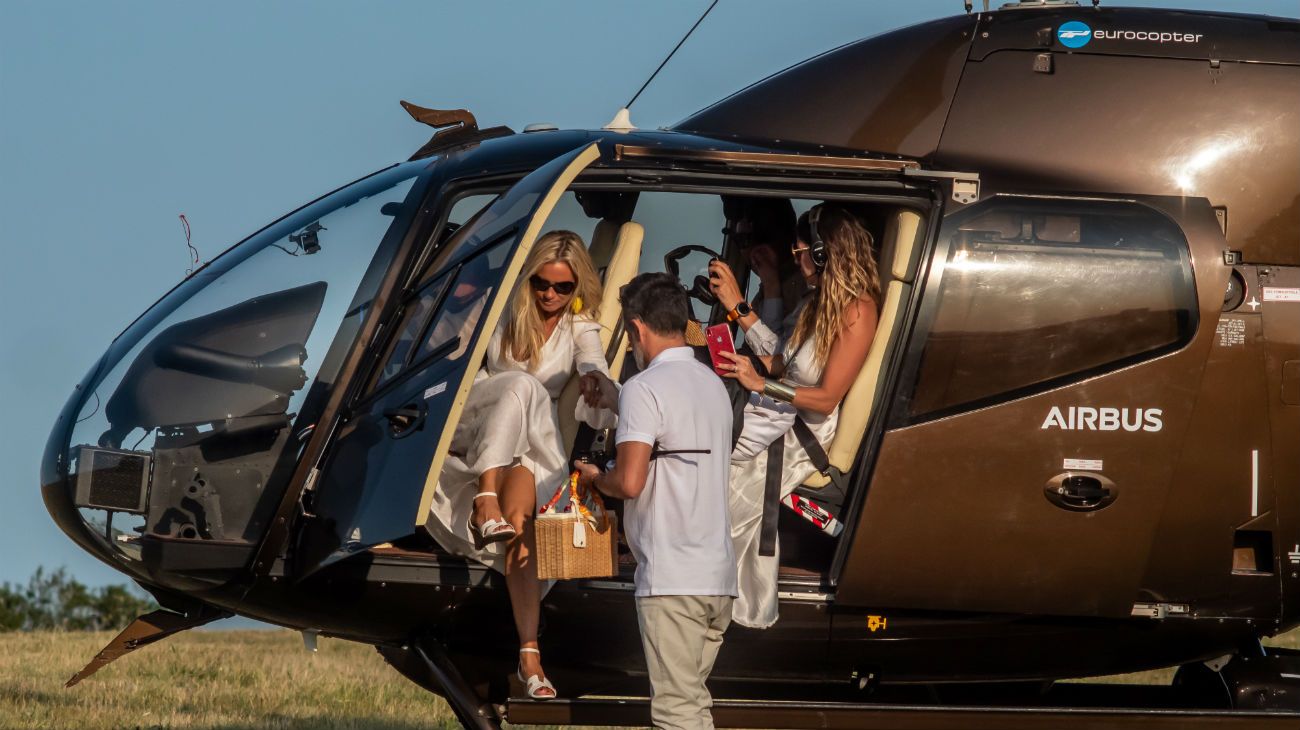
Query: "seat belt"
759 417 846 554
789 418 846 536
792 419 847 504
759 438 783 557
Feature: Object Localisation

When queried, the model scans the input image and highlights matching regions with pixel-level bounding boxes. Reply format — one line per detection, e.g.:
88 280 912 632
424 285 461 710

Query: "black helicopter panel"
673 15 975 159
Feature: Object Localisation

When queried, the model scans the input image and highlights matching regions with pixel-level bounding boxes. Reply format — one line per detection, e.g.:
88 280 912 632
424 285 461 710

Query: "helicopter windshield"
59 162 425 558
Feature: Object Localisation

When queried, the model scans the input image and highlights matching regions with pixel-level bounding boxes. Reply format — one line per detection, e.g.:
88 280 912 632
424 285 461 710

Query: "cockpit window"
62 163 424 553
904 199 1197 421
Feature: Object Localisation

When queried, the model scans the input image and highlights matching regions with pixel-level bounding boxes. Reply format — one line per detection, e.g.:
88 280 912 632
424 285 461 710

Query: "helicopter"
40 1 1300 727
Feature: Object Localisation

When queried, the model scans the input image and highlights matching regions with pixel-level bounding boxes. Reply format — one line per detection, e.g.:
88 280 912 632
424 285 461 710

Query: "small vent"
74 447 150 514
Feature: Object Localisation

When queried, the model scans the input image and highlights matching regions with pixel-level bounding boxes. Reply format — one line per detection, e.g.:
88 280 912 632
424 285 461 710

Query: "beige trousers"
636 595 734 730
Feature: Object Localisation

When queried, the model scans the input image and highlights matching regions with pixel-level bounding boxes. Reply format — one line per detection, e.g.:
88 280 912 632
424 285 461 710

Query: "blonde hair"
503 230 603 368
788 206 881 368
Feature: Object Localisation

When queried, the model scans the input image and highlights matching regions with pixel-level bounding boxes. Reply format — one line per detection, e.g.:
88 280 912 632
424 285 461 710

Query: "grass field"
3 628 1299 729
0 630 466 730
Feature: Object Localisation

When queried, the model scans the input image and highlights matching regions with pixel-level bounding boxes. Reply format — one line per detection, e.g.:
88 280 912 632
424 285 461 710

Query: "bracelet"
763 378 796 403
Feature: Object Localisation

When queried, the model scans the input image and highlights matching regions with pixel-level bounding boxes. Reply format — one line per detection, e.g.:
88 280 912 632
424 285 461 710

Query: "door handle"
382 403 426 438
1044 473 1117 512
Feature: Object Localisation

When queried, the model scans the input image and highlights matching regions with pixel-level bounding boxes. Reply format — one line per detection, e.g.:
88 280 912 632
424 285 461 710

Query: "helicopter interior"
375 182 927 585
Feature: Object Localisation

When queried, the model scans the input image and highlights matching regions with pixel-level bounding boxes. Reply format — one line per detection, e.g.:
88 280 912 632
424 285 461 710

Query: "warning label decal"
1263 287 1300 302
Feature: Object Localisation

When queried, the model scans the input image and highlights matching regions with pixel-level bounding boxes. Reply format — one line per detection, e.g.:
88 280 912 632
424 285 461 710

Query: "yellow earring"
571 296 584 314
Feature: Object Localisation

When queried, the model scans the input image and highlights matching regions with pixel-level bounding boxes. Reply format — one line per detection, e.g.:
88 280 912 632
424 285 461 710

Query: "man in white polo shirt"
576 272 736 730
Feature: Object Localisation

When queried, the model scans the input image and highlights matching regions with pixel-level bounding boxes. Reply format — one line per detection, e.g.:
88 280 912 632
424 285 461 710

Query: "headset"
807 205 828 271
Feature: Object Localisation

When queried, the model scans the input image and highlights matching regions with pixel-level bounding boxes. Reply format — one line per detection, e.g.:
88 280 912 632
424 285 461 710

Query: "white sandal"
516 647 556 700
469 492 516 549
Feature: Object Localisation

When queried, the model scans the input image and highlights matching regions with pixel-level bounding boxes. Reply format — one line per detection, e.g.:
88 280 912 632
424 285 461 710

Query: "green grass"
4 628 1298 729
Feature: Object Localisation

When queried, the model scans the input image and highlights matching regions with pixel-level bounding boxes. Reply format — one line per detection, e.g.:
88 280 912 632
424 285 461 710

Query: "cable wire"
179 214 200 275
74 391 100 424
626 0 719 110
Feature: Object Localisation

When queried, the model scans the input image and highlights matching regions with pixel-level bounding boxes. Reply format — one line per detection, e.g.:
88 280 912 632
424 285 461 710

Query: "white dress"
727 304 837 629
427 312 616 572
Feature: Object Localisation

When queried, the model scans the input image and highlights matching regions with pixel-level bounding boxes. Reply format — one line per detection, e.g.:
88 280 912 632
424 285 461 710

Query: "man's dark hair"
620 272 690 336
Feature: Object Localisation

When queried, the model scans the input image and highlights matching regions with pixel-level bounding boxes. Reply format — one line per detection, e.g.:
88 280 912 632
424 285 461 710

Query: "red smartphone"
705 323 736 376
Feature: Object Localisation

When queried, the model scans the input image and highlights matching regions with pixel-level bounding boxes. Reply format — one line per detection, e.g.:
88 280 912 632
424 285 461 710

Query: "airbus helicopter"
40 1 1300 727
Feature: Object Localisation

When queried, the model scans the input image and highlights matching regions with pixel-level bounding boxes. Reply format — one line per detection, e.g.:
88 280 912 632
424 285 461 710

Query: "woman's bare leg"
500 464 549 684
471 466 506 530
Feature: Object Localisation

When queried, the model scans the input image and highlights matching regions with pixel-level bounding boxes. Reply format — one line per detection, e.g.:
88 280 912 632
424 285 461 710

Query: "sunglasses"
790 244 812 258
529 274 577 296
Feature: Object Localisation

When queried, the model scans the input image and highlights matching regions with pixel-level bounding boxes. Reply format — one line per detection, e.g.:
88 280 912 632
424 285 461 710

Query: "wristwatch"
726 301 753 322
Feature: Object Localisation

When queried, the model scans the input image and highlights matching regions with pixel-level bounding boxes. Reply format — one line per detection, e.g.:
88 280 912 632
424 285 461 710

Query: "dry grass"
0 630 461 730
4 627 1299 728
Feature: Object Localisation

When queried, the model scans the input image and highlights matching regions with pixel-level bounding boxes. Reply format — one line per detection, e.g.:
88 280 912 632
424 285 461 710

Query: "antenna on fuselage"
179 214 199 276
604 0 720 131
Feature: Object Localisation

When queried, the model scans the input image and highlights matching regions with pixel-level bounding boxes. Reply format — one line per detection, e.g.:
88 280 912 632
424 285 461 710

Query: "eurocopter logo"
1041 406 1163 433
1057 21 1093 48
1058 20 1204 48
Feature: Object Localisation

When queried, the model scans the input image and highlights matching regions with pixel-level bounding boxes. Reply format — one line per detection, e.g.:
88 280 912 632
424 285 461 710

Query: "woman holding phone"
427 230 615 699
708 204 881 629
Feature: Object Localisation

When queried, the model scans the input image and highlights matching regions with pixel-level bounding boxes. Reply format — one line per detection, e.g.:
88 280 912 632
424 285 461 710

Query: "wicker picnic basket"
536 471 618 580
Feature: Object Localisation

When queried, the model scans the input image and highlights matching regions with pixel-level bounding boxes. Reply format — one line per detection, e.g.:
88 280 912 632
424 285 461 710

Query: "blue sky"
2 0 1296 593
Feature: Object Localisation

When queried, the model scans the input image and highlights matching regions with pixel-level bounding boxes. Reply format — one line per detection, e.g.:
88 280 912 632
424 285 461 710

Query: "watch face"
736 302 751 316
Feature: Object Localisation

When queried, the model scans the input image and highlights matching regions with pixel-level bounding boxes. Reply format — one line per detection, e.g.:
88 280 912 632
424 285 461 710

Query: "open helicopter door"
834 195 1238 619
294 143 602 574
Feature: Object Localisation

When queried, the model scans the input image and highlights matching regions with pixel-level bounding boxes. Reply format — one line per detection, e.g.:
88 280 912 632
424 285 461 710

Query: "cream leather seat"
556 220 644 449
587 219 624 271
802 208 923 489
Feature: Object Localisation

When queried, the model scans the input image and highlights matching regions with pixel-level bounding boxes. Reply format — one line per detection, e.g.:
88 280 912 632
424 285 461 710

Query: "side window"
447 193 496 226
369 239 510 391
416 193 499 285
412 246 505 364
375 271 452 386
906 199 1197 420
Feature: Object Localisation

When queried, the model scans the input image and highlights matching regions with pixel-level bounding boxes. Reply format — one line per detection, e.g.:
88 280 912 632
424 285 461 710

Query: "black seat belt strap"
792 418 846 494
761 419 846 555
759 438 783 557
791 418 830 474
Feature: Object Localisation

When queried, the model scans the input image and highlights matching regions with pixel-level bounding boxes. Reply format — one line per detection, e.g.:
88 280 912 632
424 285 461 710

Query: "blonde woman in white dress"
710 204 881 629
427 230 615 699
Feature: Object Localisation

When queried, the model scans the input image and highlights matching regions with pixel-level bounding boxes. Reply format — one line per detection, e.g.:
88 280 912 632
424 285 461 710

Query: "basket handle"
540 471 579 515
540 470 610 531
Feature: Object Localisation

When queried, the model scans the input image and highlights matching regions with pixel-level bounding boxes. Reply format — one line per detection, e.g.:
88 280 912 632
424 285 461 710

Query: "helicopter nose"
40 357 147 581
